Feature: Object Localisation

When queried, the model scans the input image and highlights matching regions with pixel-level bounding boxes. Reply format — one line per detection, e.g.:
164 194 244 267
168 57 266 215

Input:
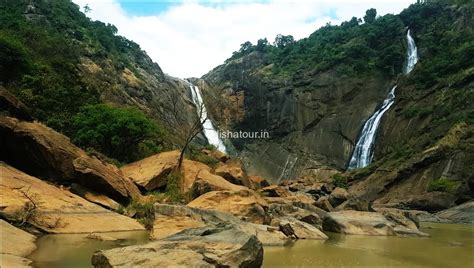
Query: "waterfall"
347 86 397 169
348 29 418 170
405 29 419 74
188 82 227 153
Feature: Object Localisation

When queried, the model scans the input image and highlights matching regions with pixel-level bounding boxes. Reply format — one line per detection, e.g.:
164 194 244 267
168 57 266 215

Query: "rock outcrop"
92 224 263 268
120 150 180 191
0 220 36 267
0 163 145 233
0 117 141 202
435 201 474 224
188 190 269 224
152 204 291 246
214 159 251 187
322 210 428 236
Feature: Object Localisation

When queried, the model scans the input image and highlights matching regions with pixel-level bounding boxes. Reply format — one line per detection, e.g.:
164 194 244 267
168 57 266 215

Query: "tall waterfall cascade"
188 82 227 153
348 30 418 170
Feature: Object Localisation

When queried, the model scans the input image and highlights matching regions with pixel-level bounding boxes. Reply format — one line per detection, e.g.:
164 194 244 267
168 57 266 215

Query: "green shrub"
332 173 348 189
428 178 460 193
71 104 165 163
120 199 155 230
165 170 183 203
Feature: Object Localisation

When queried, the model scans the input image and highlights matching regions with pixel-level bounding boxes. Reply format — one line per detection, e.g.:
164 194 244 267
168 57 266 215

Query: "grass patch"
428 177 460 193
331 173 348 189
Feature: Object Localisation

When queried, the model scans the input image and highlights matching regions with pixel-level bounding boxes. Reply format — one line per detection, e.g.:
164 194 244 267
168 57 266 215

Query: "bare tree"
177 101 207 169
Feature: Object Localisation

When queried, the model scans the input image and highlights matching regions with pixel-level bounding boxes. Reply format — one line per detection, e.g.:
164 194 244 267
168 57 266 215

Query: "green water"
263 223 474 268
28 231 149 268
28 224 473 268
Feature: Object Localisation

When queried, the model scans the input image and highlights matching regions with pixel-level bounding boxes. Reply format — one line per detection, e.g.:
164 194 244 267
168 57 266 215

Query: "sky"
72 0 415 78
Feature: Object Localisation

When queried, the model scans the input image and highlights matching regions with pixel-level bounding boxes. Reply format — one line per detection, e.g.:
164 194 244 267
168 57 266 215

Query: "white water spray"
188 83 227 153
348 29 418 169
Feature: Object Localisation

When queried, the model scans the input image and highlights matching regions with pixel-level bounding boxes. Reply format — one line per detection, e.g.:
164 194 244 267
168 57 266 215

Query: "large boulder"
328 187 349 207
214 159 251 187
0 117 141 202
0 163 145 233
120 150 179 191
322 210 428 236
0 220 36 267
70 183 120 210
189 170 247 199
323 211 395 236
92 224 263 268
188 190 269 224
276 217 328 240
152 204 290 246
435 201 474 224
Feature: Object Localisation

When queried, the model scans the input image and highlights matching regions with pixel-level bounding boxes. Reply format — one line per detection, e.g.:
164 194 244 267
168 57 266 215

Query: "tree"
83 4 91 13
239 41 253 53
273 34 295 48
364 8 377 24
71 104 164 163
256 38 269 52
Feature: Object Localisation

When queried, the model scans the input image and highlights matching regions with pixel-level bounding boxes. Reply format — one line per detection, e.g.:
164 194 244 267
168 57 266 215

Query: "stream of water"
27 223 473 267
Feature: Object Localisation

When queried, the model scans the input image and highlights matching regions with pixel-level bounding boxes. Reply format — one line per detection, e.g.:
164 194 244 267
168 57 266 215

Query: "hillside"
0 0 197 163
200 1 473 210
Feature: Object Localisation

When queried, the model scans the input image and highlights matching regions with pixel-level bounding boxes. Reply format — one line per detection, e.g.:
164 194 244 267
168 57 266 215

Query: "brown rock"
0 220 36 258
0 163 145 233
0 117 141 202
214 159 251 187
247 175 270 190
329 187 350 207
92 224 263 268
70 183 120 210
189 169 247 199
201 148 229 162
277 217 328 240
188 190 269 224
259 185 291 197
181 159 211 191
315 196 334 212
120 150 180 191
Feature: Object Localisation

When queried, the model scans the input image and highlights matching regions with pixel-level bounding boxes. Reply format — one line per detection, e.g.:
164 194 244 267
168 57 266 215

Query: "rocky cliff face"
200 1 473 210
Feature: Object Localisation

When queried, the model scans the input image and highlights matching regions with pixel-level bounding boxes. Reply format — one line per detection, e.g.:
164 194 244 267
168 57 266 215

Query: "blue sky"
75 0 414 77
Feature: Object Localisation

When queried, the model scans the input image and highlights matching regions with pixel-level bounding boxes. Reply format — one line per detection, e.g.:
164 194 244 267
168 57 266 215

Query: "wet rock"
120 150 179 191
0 163 145 233
92 224 263 268
0 117 141 202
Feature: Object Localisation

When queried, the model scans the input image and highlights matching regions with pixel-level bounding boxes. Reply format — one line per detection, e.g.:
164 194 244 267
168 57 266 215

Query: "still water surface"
29 223 473 267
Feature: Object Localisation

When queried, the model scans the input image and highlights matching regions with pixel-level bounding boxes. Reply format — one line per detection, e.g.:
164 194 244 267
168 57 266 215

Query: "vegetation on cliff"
0 0 171 163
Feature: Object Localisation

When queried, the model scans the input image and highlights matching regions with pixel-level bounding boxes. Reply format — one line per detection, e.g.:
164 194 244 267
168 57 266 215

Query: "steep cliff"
201 1 473 209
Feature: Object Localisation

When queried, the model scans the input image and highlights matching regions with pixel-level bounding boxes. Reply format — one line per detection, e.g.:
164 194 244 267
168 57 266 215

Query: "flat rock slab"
92 224 263 268
436 201 474 224
323 211 396 236
0 163 145 233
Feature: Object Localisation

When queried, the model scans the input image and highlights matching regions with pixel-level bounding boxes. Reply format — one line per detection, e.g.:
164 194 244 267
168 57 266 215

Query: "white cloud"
73 0 415 78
